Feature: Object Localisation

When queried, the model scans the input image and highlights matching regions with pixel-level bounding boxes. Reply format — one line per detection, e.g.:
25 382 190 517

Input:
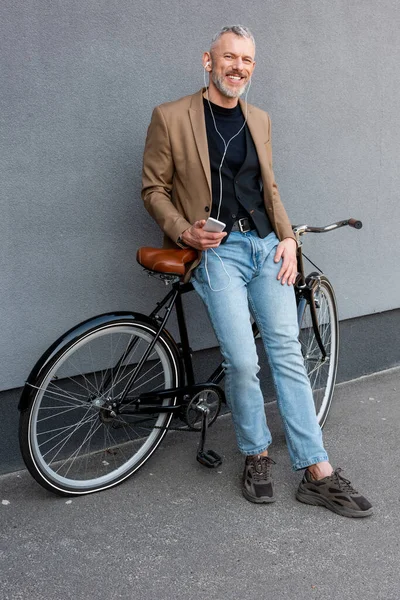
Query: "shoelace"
249 456 276 481
331 468 358 494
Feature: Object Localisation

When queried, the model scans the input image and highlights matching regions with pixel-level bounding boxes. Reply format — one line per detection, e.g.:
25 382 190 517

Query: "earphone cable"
203 66 251 221
202 64 252 291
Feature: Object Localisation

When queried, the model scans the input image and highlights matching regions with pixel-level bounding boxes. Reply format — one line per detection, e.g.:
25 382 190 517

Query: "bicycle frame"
116 281 218 416
115 240 318 416
17 218 361 492
116 218 361 415
22 218 355 420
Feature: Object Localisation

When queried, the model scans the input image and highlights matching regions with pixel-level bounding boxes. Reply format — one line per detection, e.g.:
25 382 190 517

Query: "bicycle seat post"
174 282 196 386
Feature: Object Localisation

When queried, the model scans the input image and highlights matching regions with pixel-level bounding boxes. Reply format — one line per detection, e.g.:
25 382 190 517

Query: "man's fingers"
187 231 226 250
281 270 294 285
200 239 224 250
274 239 298 285
202 232 227 241
274 247 283 263
279 263 297 285
277 254 290 279
183 222 226 249
277 255 296 281
191 222 225 239
192 219 207 229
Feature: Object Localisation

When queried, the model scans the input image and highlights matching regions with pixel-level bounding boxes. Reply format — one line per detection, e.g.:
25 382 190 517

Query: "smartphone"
203 217 226 233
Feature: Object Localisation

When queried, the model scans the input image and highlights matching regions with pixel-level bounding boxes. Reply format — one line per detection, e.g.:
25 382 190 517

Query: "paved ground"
1 367 399 600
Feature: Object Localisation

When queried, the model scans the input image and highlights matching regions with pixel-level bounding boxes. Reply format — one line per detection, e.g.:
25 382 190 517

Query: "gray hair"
210 25 256 52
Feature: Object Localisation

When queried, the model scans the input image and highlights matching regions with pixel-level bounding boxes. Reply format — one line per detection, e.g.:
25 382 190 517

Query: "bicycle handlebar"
347 218 363 229
293 218 363 237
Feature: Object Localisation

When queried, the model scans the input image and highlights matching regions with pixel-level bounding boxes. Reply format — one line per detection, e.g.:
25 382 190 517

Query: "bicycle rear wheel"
19 318 181 496
298 275 339 427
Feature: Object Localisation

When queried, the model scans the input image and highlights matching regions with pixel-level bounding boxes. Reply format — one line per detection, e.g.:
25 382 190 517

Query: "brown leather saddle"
136 247 198 277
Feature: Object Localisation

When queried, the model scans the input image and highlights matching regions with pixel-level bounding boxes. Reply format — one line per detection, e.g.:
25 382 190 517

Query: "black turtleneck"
203 98 273 241
203 99 246 175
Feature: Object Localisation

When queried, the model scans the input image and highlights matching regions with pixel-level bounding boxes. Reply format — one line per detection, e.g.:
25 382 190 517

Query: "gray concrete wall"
1 0 399 392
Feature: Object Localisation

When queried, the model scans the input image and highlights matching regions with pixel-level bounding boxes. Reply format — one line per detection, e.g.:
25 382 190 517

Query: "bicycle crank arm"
195 402 223 469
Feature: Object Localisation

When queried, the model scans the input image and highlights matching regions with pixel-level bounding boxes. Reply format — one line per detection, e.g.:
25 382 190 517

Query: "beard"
211 71 250 98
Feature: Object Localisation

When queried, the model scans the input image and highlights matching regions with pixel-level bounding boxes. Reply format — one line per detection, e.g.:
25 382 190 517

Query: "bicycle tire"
298 275 339 427
19 318 181 496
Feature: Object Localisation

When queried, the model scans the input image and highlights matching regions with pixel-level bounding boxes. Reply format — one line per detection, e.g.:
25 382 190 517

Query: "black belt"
231 217 254 233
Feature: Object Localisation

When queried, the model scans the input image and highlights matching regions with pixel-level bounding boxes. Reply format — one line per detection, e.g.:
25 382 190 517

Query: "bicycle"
18 218 362 496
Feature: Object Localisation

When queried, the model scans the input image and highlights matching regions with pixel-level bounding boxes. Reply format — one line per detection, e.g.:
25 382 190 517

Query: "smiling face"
203 32 256 106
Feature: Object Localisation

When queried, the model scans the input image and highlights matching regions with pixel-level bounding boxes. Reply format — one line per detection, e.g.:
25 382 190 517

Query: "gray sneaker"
242 455 276 503
296 468 373 518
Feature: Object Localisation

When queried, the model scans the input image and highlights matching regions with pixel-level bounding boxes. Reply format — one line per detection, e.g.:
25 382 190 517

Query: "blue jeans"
192 230 329 470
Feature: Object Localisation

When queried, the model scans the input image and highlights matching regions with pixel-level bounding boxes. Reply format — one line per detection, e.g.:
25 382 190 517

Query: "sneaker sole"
242 487 276 504
296 487 373 518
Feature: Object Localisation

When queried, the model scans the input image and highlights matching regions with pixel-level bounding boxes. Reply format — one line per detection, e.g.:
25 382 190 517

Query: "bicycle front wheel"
298 276 339 427
19 319 181 496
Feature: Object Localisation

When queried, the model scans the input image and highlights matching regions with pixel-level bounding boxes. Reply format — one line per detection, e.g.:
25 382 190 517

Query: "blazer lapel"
188 93 271 197
189 89 212 194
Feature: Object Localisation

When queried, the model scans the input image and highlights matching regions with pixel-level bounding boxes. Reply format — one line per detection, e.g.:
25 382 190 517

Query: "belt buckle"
238 217 249 233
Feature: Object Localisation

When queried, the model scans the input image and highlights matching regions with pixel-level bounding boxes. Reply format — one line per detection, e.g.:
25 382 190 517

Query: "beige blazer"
141 89 295 277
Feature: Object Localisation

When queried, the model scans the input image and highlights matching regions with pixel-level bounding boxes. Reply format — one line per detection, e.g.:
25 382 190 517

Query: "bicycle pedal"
196 449 223 468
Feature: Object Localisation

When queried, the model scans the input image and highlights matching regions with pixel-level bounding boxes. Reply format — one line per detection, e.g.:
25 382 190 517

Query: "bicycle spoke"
37 404 92 424
40 407 95 461
298 278 338 427
59 419 104 477
24 321 178 492
29 383 89 406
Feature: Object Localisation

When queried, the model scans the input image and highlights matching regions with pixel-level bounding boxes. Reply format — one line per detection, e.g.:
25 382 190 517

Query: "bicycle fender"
18 312 177 412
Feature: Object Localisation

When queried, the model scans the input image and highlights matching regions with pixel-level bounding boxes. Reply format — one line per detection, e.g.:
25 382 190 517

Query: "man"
142 25 372 517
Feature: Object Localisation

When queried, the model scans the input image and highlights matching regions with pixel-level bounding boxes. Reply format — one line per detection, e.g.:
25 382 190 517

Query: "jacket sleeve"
141 106 192 244
265 114 296 243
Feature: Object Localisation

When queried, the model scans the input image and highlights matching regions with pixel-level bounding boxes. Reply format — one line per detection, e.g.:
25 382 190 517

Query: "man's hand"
181 220 227 250
274 237 298 285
